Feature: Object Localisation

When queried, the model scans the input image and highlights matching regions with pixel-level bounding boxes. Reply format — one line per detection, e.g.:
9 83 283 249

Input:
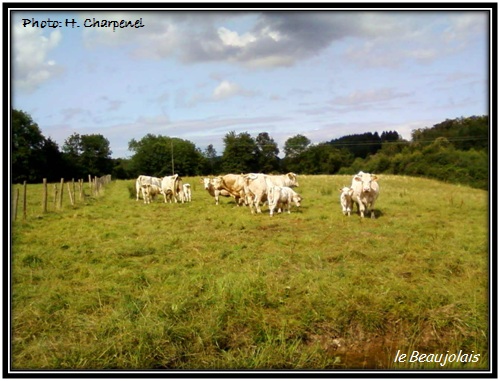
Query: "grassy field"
10 175 490 371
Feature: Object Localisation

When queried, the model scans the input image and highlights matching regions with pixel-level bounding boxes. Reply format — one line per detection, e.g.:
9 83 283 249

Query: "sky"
10 7 490 159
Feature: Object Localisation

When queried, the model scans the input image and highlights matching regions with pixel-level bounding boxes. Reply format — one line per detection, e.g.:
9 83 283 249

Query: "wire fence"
11 175 112 222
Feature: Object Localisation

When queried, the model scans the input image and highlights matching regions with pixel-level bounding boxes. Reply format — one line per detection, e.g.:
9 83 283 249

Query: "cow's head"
286 172 299 187
339 187 353 198
354 173 378 193
293 193 302 207
202 178 211 190
141 184 151 195
212 177 223 190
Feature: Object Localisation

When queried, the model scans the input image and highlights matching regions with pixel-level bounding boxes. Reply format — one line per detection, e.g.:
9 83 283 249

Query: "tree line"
12 109 488 189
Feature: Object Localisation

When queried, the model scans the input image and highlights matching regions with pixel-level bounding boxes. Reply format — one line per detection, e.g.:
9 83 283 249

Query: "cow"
212 174 248 206
244 173 299 214
136 175 163 203
351 172 379 218
202 177 232 205
268 185 302 217
161 174 184 203
182 183 192 202
339 187 354 216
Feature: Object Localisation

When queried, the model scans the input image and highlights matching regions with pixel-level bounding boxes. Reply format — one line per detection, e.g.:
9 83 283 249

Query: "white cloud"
212 80 255 101
12 25 63 92
333 88 413 107
213 80 240 100
218 27 256 47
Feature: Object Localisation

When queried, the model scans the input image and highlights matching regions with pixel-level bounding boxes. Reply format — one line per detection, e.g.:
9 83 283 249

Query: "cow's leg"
255 193 264 213
358 201 366 218
369 200 376 219
250 195 260 214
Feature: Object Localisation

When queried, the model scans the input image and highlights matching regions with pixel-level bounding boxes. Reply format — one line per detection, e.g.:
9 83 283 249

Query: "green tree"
80 134 113 176
202 144 220 174
12 109 63 183
40 137 65 181
256 132 280 173
295 144 347 174
411 115 488 151
221 131 259 173
328 132 382 158
283 134 311 158
62 133 112 177
128 134 202 177
111 158 133 180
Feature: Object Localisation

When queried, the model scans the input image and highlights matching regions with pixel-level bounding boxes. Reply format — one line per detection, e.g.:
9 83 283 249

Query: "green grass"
10 175 490 370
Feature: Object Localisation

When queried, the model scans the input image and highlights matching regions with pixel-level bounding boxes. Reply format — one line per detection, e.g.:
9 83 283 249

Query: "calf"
339 187 354 216
182 183 192 202
268 185 302 217
244 173 299 214
141 183 162 204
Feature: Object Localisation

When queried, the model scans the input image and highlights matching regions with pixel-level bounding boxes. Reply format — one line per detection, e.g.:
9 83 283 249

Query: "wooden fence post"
42 178 48 213
67 183 74 206
13 188 19 221
71 179 76 205
79 179 84 201
53 184 58 210
58 178 64 210
88 175 92 196
23 181 27 220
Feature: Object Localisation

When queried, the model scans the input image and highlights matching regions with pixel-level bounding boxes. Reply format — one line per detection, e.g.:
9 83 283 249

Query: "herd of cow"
135 171 380 218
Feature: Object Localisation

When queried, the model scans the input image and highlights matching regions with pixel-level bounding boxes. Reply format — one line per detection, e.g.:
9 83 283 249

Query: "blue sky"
11 8 490 158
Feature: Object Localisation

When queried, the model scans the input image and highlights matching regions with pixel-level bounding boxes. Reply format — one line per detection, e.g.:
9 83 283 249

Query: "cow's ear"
339 188 343 192
354 176 361 182
372 176 378 181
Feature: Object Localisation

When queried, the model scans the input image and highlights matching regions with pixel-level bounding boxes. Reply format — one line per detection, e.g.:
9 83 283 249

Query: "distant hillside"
339 115 489 190
411 115 488 151
327 131 400 159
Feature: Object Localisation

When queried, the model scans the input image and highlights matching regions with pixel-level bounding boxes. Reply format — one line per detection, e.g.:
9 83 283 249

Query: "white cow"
136 175 163 203
339 187 354 216
202 177 231 205
161 174 184 203
244 173 299 214
268 186 302 217
182 183 192 202
351 172 379 218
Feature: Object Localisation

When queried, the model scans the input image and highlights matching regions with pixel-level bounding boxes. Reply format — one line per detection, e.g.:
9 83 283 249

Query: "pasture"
10 175 490 370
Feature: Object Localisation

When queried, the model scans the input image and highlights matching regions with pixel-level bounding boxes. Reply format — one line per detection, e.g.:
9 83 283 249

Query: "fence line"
12 175 112 222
